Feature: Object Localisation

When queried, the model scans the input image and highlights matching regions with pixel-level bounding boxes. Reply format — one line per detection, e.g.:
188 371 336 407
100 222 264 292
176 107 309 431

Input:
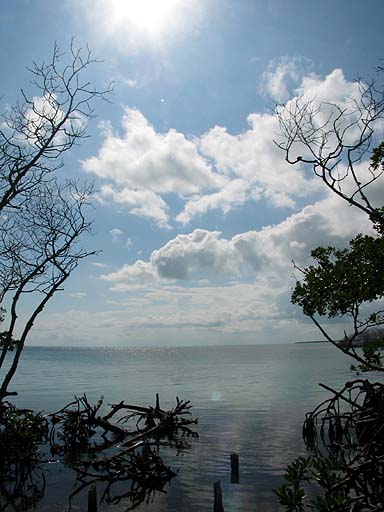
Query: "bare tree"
0 42 111 400
275 71 384 370
0 40 110 213
275 73 384 230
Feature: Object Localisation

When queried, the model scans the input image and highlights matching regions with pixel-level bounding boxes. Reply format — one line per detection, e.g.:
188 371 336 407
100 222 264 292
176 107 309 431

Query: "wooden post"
155 393 160 412
213 480 224 512
88 485 97 512
230 453 239 483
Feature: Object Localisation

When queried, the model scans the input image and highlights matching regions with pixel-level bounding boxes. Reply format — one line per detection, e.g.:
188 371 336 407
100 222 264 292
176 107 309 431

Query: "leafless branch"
275 76 384 230
0 42 110 399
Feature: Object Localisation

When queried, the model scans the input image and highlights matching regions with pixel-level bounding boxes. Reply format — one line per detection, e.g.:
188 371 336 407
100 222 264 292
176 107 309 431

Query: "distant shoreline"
295 340 328 344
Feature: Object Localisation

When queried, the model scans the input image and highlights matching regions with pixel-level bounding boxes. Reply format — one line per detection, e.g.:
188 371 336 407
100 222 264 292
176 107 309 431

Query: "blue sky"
1 0 383 346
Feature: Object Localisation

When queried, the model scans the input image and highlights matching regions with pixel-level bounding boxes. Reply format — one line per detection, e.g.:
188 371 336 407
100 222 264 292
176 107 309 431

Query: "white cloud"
296 67 357 105
32 275 348 345
102 188 371 288
276 68 384 198
31 281 286 346
87 188 375 345
91 262 112 269
110 228 123 242
84 108 223 194
101 229 239 285
125 79 137 88
101 260 158 287
99 184 170 228
83 68 381 227
84 108 227 226
260 56 314 102
70 292 87 299
151 229 239 280
176 179 256 224
232 191 372 273
198 113 317 210
14 93 85 148
31 63 383 347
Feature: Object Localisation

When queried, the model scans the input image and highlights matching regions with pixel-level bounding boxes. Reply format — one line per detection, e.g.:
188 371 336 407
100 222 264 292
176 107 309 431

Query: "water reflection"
11 344 352 510
0 395 198 511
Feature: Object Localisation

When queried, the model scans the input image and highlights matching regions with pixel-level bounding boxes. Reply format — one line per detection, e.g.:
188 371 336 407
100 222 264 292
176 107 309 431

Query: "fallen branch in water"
0 394 198 510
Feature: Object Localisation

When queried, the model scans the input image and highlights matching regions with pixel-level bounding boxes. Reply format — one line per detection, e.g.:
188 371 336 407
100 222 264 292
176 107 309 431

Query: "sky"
0 0 383 347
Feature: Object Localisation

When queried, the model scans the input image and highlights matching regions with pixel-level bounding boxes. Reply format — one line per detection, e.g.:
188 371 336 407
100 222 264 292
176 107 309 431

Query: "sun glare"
109 0 181 37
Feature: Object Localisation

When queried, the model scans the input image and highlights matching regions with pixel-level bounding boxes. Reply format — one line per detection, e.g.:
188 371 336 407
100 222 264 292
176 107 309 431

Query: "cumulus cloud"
11 93 86 148
198 113 317 210
83 108 222 193
101 229 239 286
151 229 239 280
90 187 375 344
296 67 358 106
260 56 314 102
176 179 260 224
232 191 372 273
84 108 226 226
84 67 379 229
276 68 384 198
101 260 158 288
35 62 384 346
102 188 371 288
99 184 170 227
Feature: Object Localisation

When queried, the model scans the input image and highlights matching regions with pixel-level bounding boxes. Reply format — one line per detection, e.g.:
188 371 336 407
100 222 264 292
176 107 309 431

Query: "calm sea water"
8 343 353 511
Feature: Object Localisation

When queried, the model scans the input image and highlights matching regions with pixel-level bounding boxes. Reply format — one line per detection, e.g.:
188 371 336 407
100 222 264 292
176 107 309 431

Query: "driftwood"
48 393 198 508
0 394 198 511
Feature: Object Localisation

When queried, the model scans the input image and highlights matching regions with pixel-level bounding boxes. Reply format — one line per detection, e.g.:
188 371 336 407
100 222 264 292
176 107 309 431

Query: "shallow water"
6 343 353 511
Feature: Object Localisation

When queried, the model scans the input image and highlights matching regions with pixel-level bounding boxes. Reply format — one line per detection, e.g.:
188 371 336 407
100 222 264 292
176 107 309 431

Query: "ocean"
7 343 353 511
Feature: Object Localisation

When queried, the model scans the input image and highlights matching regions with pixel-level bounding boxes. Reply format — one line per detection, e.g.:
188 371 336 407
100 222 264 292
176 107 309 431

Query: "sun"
94 0 202 51
108 0 181 38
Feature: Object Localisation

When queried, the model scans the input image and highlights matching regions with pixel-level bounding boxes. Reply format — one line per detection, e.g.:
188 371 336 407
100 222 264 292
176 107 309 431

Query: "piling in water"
88 485 97 512
230 453 239 483
213 480 224 512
